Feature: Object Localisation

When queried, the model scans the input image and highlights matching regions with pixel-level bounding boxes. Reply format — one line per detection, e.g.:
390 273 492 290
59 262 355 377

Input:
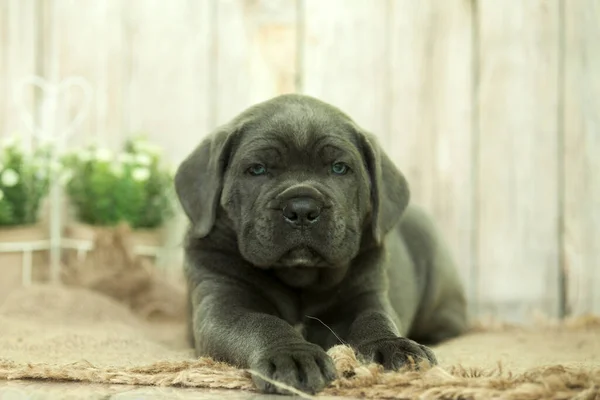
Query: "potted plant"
60 136 174 263
0 135 53 304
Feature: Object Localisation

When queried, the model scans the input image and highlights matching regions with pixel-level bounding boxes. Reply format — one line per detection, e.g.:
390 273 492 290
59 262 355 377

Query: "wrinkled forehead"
238 106 359 154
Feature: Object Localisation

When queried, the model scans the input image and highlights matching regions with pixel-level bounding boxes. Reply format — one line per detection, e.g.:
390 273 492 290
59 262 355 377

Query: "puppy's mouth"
276 247 327 268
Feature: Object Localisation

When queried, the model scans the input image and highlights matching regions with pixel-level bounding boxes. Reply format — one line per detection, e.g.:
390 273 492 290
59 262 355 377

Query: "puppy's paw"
356 337 437 370
250 342 337 395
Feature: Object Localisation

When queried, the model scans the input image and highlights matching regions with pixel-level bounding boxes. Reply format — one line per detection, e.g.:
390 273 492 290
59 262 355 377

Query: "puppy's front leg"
344 293 437 370
190 283 337 395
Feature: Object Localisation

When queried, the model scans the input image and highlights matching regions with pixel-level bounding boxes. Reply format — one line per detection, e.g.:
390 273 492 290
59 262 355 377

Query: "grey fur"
175 94 468 395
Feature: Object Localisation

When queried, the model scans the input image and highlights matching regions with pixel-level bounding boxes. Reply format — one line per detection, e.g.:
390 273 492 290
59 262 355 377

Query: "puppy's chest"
283 292 341 335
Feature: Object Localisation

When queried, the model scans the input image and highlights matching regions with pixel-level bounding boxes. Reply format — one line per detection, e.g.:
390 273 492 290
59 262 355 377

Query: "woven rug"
0 285 599 399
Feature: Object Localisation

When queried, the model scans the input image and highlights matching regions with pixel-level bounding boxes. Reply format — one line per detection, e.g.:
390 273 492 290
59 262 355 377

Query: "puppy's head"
175 94 409 272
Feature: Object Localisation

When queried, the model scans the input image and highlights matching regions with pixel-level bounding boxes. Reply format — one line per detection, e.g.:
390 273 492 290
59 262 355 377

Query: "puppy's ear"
174 123 239 237
358 130 410 243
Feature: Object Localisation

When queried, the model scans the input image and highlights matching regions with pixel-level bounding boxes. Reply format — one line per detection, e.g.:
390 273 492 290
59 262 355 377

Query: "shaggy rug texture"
0 285 599 399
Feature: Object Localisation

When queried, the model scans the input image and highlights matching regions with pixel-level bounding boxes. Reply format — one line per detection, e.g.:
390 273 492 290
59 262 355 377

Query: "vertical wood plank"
96 0 127 149
477 0 561 322
388 1 475 304
563 0 600 316
0 0 6 134
301 0 389 136
214 0 298 126
122 0 212 165
42 0 126 149
124 0 212 165
0 1 8 139
1 0 39 139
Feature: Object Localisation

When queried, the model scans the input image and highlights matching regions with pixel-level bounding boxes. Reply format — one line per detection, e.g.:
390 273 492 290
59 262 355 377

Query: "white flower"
1 169 19 187
95 148 113 162
0 189 4 201
131 167 150 182
135 153 152 166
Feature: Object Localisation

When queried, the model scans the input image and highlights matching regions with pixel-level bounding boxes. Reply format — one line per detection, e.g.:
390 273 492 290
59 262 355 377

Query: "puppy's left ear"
358 129 410 244
174 121 240 238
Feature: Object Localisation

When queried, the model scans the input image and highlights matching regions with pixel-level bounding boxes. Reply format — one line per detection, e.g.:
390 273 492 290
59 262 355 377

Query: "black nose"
282 197 322 226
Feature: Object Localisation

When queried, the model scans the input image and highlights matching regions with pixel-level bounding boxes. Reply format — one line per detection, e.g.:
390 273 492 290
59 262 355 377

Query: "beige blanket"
1 285 599 399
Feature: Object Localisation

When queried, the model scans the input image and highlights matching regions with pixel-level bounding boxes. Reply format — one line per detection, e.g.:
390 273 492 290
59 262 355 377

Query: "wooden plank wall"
386 0 475 311
562 0 600 318
0 0 598 322
1 0 38 137
477 1 561 320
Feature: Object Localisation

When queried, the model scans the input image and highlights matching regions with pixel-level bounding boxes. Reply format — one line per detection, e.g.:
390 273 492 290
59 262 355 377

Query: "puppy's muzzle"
277 184 325 228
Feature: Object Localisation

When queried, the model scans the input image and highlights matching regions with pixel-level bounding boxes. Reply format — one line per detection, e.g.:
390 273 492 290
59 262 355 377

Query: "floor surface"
0 381 345 399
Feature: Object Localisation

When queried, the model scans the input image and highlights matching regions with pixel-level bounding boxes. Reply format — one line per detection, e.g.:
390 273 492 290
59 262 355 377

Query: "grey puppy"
175 94 467 395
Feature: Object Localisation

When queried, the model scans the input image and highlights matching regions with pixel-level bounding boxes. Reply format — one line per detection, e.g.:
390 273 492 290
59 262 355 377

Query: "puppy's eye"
247 164 267 176
331 162 349 175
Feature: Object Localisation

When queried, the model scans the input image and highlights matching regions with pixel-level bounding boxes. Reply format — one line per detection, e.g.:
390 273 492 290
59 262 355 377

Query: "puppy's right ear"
174 123 239 237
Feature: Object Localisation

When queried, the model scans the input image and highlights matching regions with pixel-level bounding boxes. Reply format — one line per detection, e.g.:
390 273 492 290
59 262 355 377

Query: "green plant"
61 137 174 229
0 136 53 226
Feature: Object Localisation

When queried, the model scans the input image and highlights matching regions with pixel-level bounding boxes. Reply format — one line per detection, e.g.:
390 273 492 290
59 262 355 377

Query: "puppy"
175 94 468 394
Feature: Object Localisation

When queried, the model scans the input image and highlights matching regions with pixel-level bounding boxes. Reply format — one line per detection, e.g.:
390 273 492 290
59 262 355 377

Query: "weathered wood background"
0 0 598 323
